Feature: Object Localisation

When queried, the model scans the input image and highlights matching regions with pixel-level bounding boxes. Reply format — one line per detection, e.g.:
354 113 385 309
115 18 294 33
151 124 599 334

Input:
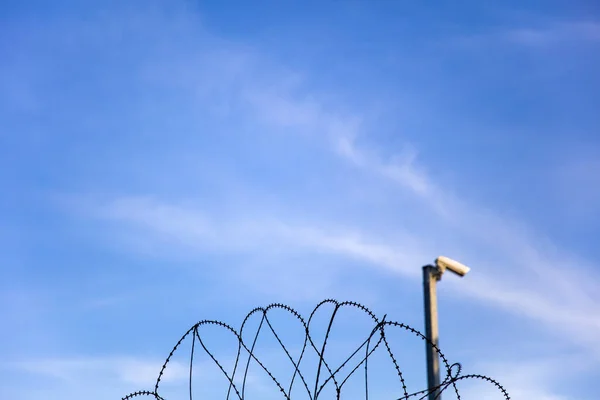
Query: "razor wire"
120 299 510 400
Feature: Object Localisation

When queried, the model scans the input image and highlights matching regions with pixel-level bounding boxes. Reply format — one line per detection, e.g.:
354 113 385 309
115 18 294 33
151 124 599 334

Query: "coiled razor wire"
120 299 510 400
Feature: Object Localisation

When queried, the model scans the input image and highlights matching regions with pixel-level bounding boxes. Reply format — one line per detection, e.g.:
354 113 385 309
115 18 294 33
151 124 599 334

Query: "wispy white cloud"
334 134 431 196
92 193 600 357
11 356 187 386
330 132 600 359
2 356 190 400
54 4 600 360
459 355 593 400
552 148 600 220
233 72 600 358
505 21 600 46
452 20 600 49
331 144 600 355
80 150 600 361
93 196 428 280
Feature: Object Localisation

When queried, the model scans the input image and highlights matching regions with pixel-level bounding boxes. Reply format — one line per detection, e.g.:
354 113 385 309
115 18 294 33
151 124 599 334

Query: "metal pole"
423 265 441 400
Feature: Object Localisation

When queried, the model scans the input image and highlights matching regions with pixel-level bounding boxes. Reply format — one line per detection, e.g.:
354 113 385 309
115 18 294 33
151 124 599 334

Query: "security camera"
435 256 470 277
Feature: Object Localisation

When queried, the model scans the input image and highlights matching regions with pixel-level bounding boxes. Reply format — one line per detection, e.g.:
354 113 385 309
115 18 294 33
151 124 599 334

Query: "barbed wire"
120 299 510 400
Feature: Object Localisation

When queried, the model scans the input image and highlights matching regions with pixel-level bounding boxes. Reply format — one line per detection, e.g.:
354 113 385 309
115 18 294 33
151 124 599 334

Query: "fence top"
120 299 510 400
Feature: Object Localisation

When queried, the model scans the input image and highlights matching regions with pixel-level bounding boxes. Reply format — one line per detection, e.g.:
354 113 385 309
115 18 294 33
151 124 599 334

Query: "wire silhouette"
120 299 510 400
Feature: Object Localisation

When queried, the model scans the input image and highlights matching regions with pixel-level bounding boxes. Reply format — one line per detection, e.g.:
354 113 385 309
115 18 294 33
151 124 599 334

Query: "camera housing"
435 256 470 277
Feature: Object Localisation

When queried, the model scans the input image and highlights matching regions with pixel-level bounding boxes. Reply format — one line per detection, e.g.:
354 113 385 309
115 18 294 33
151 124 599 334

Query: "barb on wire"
120 299 510 400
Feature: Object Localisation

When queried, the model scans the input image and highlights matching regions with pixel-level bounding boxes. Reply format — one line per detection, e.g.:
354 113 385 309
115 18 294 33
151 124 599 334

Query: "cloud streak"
237 66 600 357
88 188 600 359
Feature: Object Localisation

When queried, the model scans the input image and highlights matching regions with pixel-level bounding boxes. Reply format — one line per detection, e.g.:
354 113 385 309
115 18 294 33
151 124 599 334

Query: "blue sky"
1 0 599 399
